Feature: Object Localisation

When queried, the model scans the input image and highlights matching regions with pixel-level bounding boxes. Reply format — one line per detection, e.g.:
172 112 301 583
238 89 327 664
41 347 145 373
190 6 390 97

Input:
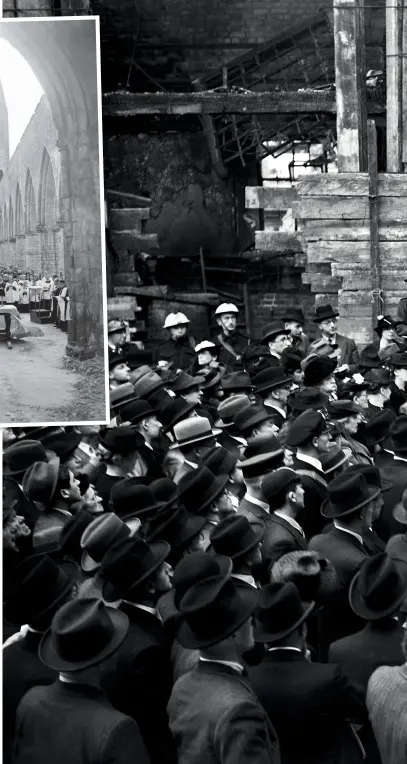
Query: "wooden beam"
367 119 382 329
402 0 407 166
103 90 337 115
246 186 297 210
386 0 403 171
333 0 368 171
106 189 152 207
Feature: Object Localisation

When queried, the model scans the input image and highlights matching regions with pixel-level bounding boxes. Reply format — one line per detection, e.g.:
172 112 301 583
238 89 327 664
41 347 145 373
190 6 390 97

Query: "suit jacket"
367 664 407 764
3 631 56 764
101 601 176 764
167 660 280 764
263 402 286 430
373 449 395 469
155 336 196 372
309 527 369 645
291 455 328 540
376 458 407 541
335 334 360 369
13 680 149 764
248 650 366 764
329 618 405 690
214 329 249 370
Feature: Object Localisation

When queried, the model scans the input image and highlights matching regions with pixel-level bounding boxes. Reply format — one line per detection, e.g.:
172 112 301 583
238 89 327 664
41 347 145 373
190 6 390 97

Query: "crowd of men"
0 271 70 348
3 294 407 764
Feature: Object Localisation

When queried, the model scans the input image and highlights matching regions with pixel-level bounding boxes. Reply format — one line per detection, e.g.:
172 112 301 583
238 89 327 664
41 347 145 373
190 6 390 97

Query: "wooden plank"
386 0 403 171
368 120 381 331
334 0 368 171
403 0 407 165
293 197 369 219
302 221 407 241
103 90 337 116
254 231 302 253
297 173 407 196
246 186 297 210
307 240 407 263
106 189 152 207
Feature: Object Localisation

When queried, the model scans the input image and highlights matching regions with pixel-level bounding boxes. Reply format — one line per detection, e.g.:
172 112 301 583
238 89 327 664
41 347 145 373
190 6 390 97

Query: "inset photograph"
0 17 108 425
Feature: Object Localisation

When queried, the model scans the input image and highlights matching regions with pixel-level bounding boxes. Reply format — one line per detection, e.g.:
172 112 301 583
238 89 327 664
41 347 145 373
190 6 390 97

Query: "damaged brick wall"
104 131 238 257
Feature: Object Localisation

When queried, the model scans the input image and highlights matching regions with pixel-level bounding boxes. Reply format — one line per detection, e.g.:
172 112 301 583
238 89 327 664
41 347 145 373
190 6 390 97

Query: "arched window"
9 197 14 239
0 209 3 240
15 184 24 235
39 147 57 227
4 205 8 241
25 168 37 232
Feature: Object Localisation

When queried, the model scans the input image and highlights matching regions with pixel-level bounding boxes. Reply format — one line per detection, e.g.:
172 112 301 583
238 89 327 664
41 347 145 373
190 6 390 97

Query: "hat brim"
102 540 170 603
323 447 352 475
349 563 407 620
4 560 79 627
261 330 290 345
313 313 339 323
191 473 230 515
176 580 258 649
39 606 129 671
256 375 294 394
238 449 284 473
254 600 315 643
169 428 222 449
210 521 265 560
81 521 140 574
125 407 160 425
237 410 273 435
110 394 140 412
321 485 381 519
288 393 329 413
162 402 197 434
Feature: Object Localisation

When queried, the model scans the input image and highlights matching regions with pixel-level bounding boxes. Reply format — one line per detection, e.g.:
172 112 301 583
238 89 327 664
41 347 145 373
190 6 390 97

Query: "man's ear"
60 488 69 500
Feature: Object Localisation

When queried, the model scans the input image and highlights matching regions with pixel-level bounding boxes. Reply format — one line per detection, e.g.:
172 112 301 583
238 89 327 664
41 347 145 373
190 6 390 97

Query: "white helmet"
195 340 217 354
215 303 239 316
163 312 190 329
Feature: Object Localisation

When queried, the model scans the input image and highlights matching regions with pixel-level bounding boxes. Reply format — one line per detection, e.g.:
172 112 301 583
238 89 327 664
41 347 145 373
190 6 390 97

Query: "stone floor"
0 316 107 425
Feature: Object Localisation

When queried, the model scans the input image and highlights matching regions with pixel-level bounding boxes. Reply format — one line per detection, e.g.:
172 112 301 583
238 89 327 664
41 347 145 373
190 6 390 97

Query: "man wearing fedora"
107 317 128 358
364 368 395 420
167 556 280 764
156 312 197 372
177 466 235 548
248 582 366 764
13 598 150 764
314 304 359 370
213 303 249 370
100 536 176 764
120 399 165 481
94 427 146 508
376 416 407 542
3 554 79 764
238 435 285 518
329 553 407 690
3 439 51 532
109 356 131 390
326 399 373 467
309 473 380 647
366 627 407 764
302 354 338 401
261 320 292 368
209 515 265 589
285 410 330 540
282 307 310 356
260 469 308 569
252 367 295 430
163 416 220 484
234 403 279 443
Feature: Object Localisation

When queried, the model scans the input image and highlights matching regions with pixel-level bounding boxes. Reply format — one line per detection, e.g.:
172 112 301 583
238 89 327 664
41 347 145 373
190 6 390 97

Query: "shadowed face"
218 314 237 335
169 325 187 341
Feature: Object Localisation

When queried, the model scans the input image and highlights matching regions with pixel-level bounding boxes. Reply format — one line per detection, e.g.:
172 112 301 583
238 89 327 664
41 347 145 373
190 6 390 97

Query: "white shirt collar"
333 521 363 545
184 458 198 469
59 675 80 684
232 573 257 588
122 601 161 619
244 493 269 512
296 452 323 471
274 510 305 536
199 657 244 674
230 435 247 447
394 456 407 463
267 646 303 654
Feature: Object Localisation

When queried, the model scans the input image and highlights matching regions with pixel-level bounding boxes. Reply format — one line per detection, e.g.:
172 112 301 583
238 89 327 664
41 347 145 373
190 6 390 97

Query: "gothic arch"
15 183 23 235
8 197 14 239
0 208 3 241
39 148 57 227
4 205 8 241
25 168 37 232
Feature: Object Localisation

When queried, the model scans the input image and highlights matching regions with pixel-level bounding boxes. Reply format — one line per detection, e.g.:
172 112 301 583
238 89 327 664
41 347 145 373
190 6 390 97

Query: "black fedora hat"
144 506 208 567
252 366 294 394
287 387 329 414
364 409 397 447
39 598 129 671
120 399 160 425
286 410 328 448
303 356 337 387
201 445 238 476
320 446 352 476
110 383 139 412
159 398 197 433
364 368 393 389
313 304 339 323
374 315 396 336
149 477 179 507
254 582 315 643
109 355 129 371
327 399 360 420
177 466 229 516
209 514 265 559
359 346 382 370
321 473 380 519
349 553 407 619
201 366 226 391
3 439 49 477
345 463 392 492
58 509 95 564
22 457 61 505
261 321 290 345
234 403 272 436
39 432 82 461
281 347 304 375
20 426 64 443
390 415 407 453
282 307 305 325
101 536 170 602
177 572 258 649
170 371 205 394
238 434 284 479
110 480 165 521
389 351 407 368
221 371 254 393
4 554 79 626
99 427 144 456
80 513 140 573
261 468 301 508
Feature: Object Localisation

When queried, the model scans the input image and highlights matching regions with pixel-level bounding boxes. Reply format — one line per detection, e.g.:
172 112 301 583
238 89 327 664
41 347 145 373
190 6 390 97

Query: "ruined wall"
0 96 63 275
105 131 238 257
